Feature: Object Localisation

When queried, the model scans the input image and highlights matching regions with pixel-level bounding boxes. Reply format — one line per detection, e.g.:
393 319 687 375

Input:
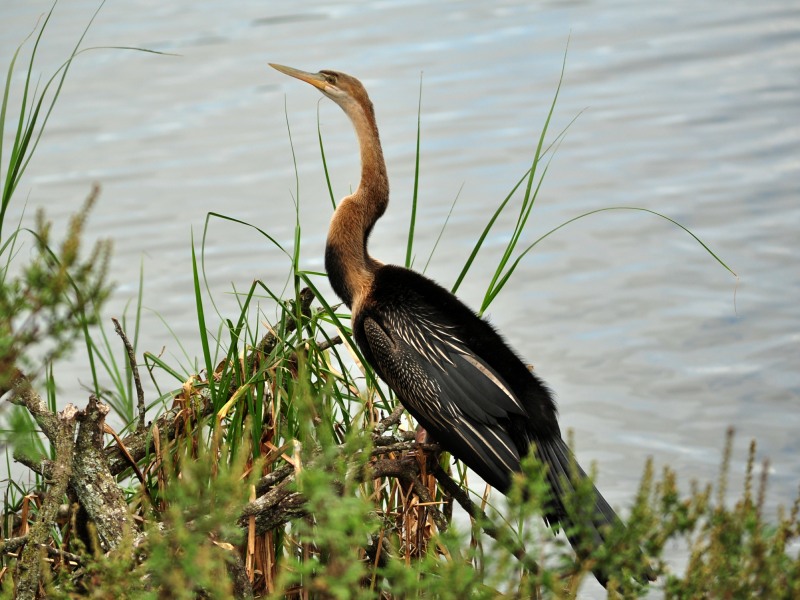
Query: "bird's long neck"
325 99 389 310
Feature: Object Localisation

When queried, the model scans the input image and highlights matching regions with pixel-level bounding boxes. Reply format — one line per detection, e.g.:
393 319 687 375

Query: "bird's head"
270 64 373 121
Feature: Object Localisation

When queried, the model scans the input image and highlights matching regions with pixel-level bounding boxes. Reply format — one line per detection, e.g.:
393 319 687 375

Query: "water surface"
2 1 798 593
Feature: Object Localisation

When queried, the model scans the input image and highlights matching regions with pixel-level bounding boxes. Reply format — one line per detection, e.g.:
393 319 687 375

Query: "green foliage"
0 1 114 395
270 421 377 598
0 190 112 386
21 437 251 600
661 435 800 599
5 400 47 465
47 532 145 600
142 438 248 600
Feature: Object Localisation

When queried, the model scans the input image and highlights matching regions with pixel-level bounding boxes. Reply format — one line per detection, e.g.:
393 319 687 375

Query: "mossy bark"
70 395 133 551
9 381 135 598
13 404 77 600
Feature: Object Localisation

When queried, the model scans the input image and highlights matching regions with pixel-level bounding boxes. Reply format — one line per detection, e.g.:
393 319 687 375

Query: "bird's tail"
534 436 653 586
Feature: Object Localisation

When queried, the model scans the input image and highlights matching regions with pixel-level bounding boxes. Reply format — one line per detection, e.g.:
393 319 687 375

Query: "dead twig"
249 287 315 372
112 317 146 432
315 334 342 352
373 404 406 436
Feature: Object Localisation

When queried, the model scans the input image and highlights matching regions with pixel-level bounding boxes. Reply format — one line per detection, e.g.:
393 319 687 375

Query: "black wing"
352 268 654 585
357 293 530 491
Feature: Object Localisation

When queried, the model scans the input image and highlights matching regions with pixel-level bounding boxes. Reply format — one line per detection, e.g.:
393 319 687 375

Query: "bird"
270 63 651 586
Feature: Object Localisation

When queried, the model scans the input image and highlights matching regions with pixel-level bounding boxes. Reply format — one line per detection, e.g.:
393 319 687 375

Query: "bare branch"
71 396 135 551
367 458 449 533
7 370 60 441
254 464 294 497
373 404 406 436
238 481 307 536
105 393 214 476
14 404 77 600
112 317 146 432
315 334 342 352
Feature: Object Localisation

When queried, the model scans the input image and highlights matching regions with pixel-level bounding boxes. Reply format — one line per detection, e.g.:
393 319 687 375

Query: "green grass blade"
280 96 304 290
6 8 54 198
89 317 129 421
142 351 186 384
126 258 145 406
485 205 738 309
423 182 462 274
317 102 337 210
146 307 197 377
298 271 386 398
7 1 106 205
479 48 567 313
405 73 424 268
0 19 39 196
190 231 216 407
481 155 554 313
204 211 290 257
2 5 167 241
450 169 529 294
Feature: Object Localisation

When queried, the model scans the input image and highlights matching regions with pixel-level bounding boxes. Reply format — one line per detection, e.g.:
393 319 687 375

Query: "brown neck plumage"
325 96 389 311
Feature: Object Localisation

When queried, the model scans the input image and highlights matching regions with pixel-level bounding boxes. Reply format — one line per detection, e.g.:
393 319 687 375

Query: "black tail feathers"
535 436 655 587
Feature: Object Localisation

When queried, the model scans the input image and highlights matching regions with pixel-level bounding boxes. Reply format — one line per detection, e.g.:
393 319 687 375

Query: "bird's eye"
319 71 336 85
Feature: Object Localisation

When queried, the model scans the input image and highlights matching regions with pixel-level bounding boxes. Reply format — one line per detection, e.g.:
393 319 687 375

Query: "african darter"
270 63 652 586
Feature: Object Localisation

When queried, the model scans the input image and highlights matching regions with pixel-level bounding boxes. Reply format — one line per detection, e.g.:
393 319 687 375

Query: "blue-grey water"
2 1 798 595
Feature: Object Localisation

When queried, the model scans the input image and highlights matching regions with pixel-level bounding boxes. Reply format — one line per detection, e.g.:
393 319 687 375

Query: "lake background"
2 1 798 594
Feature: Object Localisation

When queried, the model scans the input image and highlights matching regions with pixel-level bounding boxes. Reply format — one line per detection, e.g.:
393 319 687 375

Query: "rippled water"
2 1 798 593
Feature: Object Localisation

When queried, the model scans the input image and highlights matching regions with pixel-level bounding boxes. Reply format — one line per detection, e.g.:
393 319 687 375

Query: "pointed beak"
269 63 328 91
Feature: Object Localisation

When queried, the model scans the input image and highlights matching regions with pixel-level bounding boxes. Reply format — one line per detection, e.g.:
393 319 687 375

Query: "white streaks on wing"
388 309 462 369
460 354 524 412
458 419 519 473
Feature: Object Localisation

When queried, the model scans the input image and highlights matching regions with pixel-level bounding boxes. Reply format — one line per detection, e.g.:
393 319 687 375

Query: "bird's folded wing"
361 306 528 489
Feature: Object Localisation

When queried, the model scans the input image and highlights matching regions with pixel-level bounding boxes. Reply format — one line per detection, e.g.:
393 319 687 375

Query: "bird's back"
353 264 562 487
